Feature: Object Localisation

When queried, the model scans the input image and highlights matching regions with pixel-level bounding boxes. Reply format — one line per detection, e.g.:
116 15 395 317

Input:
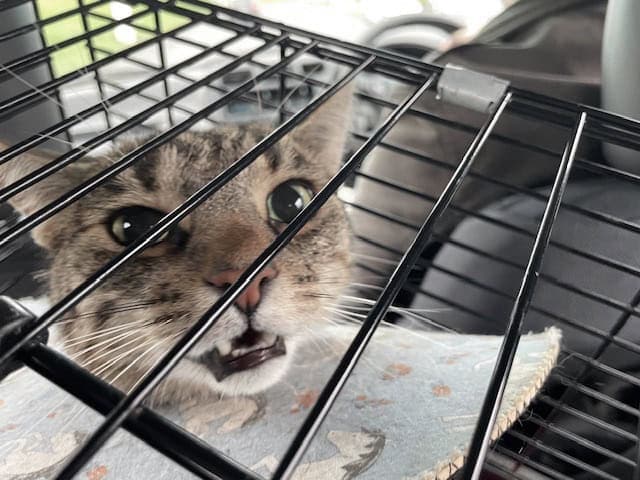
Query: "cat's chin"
172 337 297 398
203 352 292 395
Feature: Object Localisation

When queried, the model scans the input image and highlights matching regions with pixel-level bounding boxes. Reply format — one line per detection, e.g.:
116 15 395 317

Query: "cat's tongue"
200 328 286 381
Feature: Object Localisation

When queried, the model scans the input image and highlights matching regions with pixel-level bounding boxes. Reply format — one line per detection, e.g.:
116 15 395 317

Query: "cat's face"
1 93 352 402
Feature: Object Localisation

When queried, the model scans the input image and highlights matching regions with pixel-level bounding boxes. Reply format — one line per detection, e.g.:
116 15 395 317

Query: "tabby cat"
0 89 353 403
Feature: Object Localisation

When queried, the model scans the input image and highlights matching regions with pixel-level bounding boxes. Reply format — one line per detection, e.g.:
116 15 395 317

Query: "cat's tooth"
263 333 276 346
217 340 232 356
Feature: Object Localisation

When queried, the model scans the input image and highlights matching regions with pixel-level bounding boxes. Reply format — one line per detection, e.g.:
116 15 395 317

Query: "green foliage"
35 0 190 76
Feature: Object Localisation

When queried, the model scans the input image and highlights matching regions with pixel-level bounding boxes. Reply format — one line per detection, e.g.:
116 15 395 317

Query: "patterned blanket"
0 324 560 479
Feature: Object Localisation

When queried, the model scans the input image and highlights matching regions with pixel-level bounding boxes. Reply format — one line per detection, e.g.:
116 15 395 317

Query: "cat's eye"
109 206 176 246
267 181 314 224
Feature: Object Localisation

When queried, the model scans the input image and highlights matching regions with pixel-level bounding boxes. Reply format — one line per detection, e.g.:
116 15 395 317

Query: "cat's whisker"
328 304 371 312
388 308 454 332
300 325 338 357
253 75 263 113
80 331 157 369
376 318 455 345
2 56 362 403
327 306 366 320
61 322 151 350
67 326 148 359
13 129 94 157
91 336 159 378
59 319 150 347
350 252 403 266
74 318 174 367
274 62 324 114
58 46 114 115
326 306 454 348
0 63 86 125
319 312 395 378
55 299 162 325
328 296 452 331
123 330 186 394
328 298 450 315
107 337 171 387
301 292 333 300
344 283 385 292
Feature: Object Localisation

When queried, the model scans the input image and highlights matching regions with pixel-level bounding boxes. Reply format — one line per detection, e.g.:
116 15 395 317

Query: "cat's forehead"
108 125 315 199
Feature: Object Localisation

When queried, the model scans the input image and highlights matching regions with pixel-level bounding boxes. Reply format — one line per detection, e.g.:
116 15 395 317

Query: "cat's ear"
0 141 85 249
292 81 354 169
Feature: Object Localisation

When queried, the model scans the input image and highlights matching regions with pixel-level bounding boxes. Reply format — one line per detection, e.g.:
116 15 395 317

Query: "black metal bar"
356 253 640 451
0 36 317 368
504 429 619 480
524 415 635 467
12 1 640 193
278 42 286 124
352 221 640 361
29 0 72 145
161 0 640 142
78 0 112 129
98 78 217 128
105 61 640 307
53 57 381 480
144 0 428 86
0 25 259 165
0 0 35 12
4 4 640 479
141 0 440 76
491 445 573 480
462 111 587 480
0 31 287 206
552 370 640 417
0 7 153 82
152 8 175 125
349 169 640 326
0 0 111 42
564 350 640 389
20 343 261 480
538 394 637 443
353 166 640 309
0 10 222 120
635 403 640 480
510 88 640 138
272 92 512 479
118 43 640 282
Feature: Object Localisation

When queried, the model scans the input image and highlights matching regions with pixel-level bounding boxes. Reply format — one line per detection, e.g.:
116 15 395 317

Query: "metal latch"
436 64 510 114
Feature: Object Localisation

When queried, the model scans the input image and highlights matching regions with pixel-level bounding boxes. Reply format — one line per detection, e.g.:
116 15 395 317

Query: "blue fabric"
0 325 560 479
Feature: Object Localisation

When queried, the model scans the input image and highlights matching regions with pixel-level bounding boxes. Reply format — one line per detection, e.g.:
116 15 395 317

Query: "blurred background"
34 0 516 77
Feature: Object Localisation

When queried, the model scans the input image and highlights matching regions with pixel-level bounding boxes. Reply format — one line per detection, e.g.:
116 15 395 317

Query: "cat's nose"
207 267 278 313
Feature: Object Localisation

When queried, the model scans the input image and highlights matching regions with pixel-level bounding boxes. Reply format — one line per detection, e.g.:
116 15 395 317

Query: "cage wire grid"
1 0 640 479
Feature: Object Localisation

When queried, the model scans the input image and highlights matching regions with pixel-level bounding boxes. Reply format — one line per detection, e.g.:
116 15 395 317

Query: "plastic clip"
437 63 510 114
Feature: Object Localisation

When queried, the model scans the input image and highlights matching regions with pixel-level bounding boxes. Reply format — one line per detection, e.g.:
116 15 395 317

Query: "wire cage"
1 1 640 479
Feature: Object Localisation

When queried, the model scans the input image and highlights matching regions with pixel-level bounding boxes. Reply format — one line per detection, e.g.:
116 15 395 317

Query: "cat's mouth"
199 327 286 381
